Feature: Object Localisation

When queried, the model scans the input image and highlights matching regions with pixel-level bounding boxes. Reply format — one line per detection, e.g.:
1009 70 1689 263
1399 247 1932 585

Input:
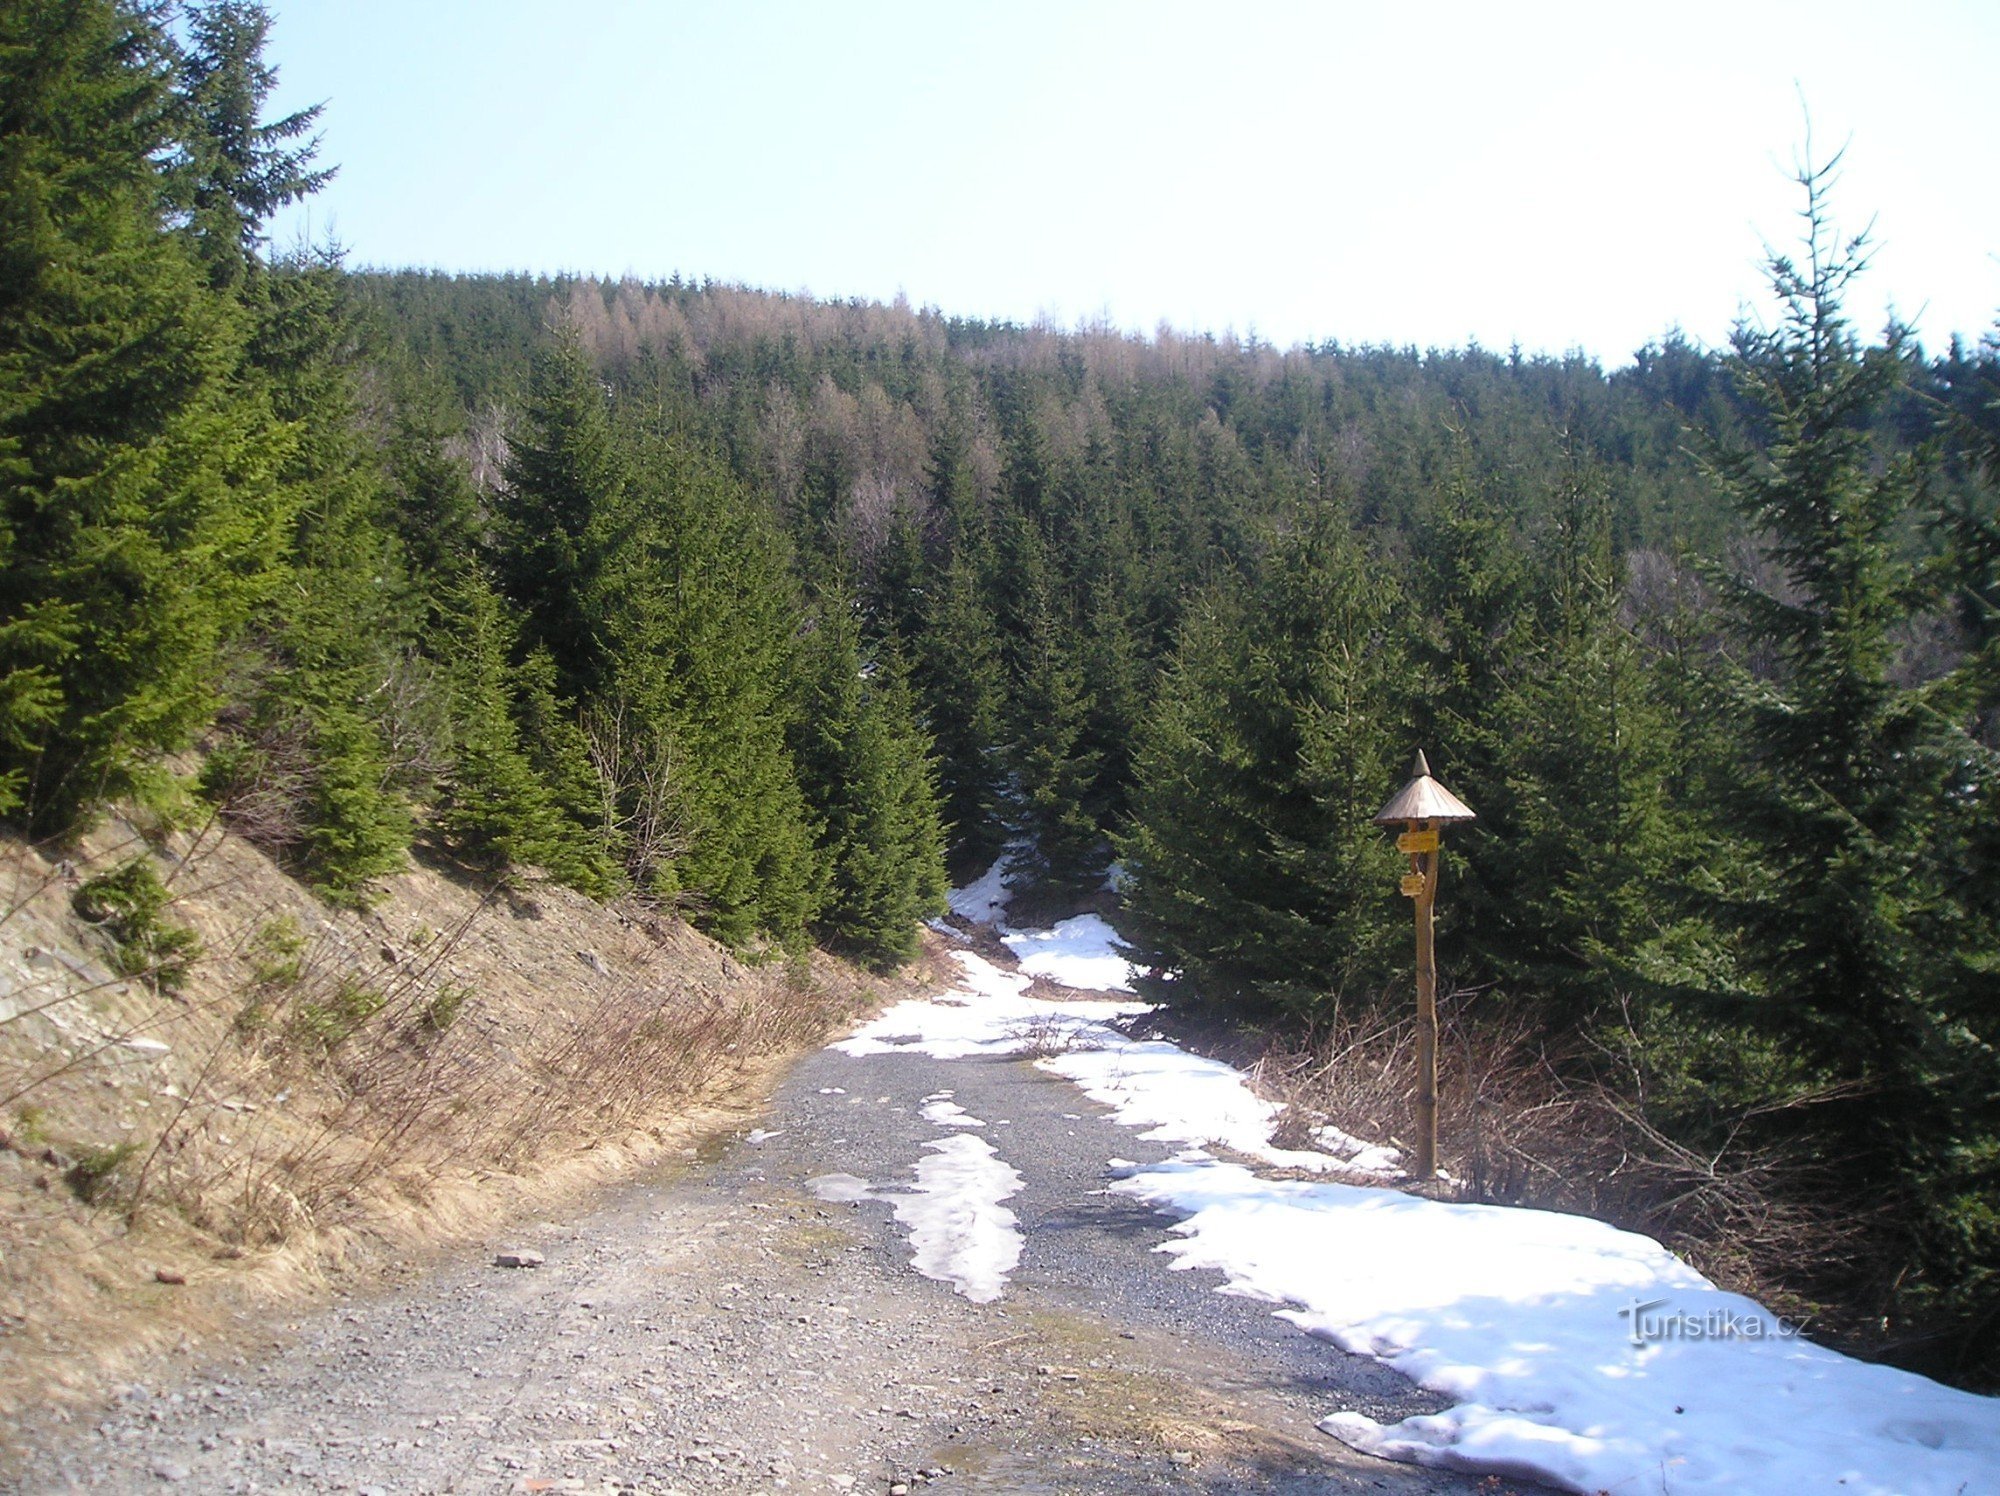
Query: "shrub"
71 860 200 994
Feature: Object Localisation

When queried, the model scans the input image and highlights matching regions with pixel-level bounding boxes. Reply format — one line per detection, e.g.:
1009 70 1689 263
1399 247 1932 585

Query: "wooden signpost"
1373 750 1475 1182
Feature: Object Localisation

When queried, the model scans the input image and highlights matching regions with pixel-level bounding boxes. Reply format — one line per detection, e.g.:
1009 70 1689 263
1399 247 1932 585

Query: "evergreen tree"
0 0 292 830
592 428 820 946
206 250 412 898
1705 161 2000 1365
429 576 614 892
1119 504 1404 1016
380 369 615 893
166 0 331 287
912 547 1006 868
793 600 947 969
1480 472 1691 1017
1004 611 1104 909
1396 458 1534 976
498 329 622 701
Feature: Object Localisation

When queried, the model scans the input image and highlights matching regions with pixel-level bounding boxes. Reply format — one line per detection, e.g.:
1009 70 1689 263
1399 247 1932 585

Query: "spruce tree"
166 1 331 288
1706 160 2000 1363
793 600 948 969
203 249 412 899
1480 472 1689 1018
1119 505 1404 1016
0 0 292 830
380 370 614 893
912 548 1006 868
498 328 623 702
591 428 819 946
1004 612 1104 911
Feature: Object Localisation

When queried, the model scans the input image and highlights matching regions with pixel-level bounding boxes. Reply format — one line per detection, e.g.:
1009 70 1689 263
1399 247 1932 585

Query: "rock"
492 1250 544 1269
1168 1449 1195 1466
153 1268 187 1286
149 1459 191 1482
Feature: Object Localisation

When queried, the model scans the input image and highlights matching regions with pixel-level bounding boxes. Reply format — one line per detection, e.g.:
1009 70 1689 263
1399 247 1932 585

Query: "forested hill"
362 262 2000 1389
4 0 1996 1397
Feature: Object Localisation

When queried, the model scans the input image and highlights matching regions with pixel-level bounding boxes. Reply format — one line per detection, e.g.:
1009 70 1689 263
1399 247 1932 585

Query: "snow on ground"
892 1134 1024 1304
837 949 1388 1177
806 1125 1026 1303
851 858 2000 1490
946 848 1141 992
1002 914 1137 992
919 1093 986 1128
836 950 1147 1061
1115 1158 2000 1494
946 846 1015 925
1045 1038 1394 1175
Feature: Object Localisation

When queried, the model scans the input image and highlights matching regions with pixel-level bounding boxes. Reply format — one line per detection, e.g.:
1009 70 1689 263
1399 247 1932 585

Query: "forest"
3 0 1996 1389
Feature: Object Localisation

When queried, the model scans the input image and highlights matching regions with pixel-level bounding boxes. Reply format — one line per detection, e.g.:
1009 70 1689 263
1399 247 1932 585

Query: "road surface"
13 970 1513 1494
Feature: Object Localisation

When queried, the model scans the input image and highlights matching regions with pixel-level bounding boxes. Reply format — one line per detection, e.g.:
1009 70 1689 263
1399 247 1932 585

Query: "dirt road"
11 978 1504 1494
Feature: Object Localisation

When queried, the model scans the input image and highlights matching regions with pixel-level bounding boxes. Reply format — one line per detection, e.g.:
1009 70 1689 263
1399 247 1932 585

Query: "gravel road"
10 984 1513 1495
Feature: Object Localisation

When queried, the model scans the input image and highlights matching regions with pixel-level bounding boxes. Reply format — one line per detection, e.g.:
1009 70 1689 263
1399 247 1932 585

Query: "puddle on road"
693 1127 741 1165
924 1442 1069 1492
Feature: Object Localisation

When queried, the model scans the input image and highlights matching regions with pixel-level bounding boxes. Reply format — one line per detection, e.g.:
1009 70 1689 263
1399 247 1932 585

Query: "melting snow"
919 1093 987 1128
1115 1157 2000 1494
830 857 2000 1490
1002 914 1137 992
893 1134 1024 1304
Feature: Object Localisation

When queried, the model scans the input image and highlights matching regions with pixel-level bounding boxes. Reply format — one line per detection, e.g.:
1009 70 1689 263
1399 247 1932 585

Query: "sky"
260 1 2000 366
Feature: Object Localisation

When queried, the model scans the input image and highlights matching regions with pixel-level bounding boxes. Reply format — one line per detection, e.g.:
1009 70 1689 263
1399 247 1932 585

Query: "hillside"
0 813 925 1418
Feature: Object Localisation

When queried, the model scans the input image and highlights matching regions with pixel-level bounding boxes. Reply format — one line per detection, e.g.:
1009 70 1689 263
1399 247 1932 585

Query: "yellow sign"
1399 872 1428 898
1396 828 1439 854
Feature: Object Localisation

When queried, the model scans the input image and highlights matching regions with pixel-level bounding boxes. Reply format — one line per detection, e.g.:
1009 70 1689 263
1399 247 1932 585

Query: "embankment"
0 813 932 1417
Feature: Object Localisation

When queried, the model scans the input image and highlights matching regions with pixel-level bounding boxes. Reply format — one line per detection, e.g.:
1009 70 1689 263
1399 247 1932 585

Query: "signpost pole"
1412 834 1438 1181
1375 752 1473 1186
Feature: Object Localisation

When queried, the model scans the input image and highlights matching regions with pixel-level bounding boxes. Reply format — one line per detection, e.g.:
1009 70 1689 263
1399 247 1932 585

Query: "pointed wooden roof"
1372 750 1477 825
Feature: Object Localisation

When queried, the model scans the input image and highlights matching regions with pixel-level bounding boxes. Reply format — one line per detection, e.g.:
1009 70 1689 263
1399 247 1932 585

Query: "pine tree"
0 0 293 830
793 600 947 969
1706 159 2000 1364
498 329 623 702
1119 504 1404 1017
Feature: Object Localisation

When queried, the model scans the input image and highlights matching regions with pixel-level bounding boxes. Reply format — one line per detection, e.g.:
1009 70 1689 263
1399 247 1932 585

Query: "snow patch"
946 847 1015 925
1116 1157 2000 1495
919 1094 986 1128
838 952 1380 1176
893 1134 1024 1304
804 1172 877 1205
1002 914 1137 992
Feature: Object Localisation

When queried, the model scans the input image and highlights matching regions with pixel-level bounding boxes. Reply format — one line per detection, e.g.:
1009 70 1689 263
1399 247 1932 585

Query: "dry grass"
0 814 913 1418
1253 995 1863 1328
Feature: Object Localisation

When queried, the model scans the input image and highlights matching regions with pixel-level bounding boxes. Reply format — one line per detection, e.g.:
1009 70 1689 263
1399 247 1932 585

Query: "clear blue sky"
262 1 2000 364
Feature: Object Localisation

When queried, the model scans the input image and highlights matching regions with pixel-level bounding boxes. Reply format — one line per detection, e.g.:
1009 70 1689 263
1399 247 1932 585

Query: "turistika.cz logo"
1618 1297 1802 1347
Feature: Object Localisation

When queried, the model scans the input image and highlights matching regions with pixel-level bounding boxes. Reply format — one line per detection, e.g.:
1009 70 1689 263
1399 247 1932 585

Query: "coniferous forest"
4 1 1998 1388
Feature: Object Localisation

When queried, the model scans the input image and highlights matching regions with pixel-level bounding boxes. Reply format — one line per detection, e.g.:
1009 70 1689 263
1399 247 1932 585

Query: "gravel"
7 1010 1510 1494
